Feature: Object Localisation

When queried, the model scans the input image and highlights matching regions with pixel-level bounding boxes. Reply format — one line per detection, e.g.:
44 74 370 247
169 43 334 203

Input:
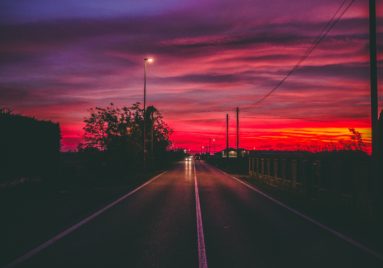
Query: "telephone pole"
236 107 239 157
151 113 154 159
369 0 378 158
369 0 382 218
226 113 229 157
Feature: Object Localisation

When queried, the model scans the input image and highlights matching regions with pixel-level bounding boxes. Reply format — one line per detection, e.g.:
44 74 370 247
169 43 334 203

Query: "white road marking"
193 162 208 268
213 166 383 262
3 171 167 268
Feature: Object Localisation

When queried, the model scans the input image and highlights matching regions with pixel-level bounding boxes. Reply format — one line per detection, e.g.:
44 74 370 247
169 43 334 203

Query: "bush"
0 109 60 182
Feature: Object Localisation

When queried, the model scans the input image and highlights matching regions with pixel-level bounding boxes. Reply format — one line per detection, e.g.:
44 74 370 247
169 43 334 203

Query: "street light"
144 57 153 167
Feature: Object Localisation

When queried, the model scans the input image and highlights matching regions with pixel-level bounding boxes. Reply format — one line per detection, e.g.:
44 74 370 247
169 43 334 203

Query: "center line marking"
193 162 208 268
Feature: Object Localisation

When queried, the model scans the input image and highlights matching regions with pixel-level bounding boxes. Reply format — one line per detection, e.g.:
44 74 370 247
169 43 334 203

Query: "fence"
248 152 373 214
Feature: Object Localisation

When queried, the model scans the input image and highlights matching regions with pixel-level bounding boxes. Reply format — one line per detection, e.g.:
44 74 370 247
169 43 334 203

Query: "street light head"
145 58 154 63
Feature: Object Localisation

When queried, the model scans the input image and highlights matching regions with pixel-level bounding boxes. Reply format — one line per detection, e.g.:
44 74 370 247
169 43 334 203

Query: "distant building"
220 148 248 158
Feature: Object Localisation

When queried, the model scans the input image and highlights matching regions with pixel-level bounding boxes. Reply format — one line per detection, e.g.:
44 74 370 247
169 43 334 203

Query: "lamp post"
143 58 153 168
208 138 211 155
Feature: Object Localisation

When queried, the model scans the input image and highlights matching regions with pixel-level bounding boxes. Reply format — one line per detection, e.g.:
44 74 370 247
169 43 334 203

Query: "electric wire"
250 0 357 107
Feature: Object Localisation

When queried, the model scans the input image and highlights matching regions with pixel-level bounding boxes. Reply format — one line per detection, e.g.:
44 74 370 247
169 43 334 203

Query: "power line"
174 1 358 146
241 116 333 122
250 0 357 107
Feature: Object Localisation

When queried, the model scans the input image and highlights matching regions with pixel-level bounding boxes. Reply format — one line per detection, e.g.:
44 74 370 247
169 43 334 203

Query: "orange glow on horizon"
1 1 381 154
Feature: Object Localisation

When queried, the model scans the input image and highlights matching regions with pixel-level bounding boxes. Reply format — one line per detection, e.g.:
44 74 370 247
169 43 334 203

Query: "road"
5 160 382 268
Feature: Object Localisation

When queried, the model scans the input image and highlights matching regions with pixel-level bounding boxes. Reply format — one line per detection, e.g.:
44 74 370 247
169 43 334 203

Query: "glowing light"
145 58 154 63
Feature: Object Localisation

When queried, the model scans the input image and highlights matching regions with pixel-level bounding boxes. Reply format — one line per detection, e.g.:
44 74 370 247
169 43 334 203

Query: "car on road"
185 155 193 161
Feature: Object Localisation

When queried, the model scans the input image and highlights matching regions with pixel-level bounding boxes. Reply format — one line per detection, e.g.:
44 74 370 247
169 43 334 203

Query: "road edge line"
212 166 383 262
193 162 208 268
3 171 167 268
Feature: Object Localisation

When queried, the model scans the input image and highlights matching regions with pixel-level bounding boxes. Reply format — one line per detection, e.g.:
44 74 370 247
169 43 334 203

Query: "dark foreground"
4 161 383 268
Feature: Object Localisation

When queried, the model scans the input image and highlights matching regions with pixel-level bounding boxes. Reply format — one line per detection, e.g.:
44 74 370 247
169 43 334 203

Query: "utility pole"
369 0 382 219
143 60 147 167
236 107 239 157
151 113 154 159
143 58 153 168
369 0 378 158
209 138 212 156
226 113 229 158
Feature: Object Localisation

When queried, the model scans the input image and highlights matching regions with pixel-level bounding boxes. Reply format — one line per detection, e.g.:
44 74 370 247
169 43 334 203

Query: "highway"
5 160 382 268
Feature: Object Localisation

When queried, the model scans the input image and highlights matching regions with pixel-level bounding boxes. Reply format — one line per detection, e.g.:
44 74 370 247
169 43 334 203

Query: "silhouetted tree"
348 128 365 151
80 103 137 151
79 103 172 170
145 106 172 159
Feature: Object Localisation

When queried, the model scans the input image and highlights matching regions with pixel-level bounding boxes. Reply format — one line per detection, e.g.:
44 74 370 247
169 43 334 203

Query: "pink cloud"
1 0 381 153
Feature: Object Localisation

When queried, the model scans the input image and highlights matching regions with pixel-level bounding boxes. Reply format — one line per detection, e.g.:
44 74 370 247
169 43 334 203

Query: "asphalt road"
5 160 383 268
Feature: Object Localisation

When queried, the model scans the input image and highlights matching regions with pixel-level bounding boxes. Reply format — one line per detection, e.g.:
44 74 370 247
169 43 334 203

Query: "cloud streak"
0 0 382 152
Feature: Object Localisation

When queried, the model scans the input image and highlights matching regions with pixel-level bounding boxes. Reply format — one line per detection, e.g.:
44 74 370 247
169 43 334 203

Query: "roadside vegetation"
0 104 185 266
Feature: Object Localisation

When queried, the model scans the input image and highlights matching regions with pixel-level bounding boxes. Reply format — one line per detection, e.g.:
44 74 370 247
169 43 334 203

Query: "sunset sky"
1 0 382 152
